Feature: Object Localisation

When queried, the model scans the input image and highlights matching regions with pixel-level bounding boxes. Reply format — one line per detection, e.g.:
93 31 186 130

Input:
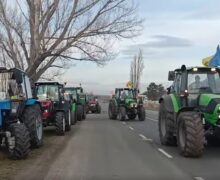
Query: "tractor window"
188 72 220 94
120 90 134 99
0 72 11 100
65 89 77 100
36 85 59 101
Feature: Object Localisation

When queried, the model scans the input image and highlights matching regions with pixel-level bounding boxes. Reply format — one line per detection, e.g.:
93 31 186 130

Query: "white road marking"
146 116 158 122
129 126 134 130
194 177 205 180
122 122 126 125
139 134 153 141
158 148 173 159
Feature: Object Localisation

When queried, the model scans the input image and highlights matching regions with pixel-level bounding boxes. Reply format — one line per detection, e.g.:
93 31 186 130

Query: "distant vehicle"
159 65 220 157
87 95 101 113
35 82 72 135
108 88 145 121
0 67 43 159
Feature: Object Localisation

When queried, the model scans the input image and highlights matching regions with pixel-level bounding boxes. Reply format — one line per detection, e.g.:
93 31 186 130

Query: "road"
1 103 219 180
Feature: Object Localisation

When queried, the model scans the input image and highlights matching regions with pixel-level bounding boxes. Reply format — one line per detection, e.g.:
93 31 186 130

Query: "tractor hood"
199 93 220 125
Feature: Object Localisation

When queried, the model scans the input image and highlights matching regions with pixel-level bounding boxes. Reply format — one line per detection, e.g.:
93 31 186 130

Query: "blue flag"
209 45 220 67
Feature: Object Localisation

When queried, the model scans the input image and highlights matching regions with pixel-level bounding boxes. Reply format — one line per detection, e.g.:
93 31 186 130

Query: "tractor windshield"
188 71 220 94
65 88 77 100
120 90 134 99
36 85 59 101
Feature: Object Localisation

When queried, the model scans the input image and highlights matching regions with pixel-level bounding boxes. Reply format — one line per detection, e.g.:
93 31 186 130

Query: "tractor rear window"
36 85 59 101
188 72 220 94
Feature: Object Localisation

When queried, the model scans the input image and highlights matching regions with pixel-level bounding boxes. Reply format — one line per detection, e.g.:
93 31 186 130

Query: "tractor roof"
35 81 63 86
116 88 137 91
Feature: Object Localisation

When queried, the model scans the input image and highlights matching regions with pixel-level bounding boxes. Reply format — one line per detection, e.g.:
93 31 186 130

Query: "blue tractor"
0 67 43 159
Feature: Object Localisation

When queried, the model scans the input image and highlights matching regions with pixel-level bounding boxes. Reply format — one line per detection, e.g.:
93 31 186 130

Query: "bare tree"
0 0 142 81
130 49 144 89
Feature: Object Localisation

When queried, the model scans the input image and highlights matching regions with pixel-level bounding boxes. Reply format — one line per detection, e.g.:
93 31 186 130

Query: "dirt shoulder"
0 126 79 180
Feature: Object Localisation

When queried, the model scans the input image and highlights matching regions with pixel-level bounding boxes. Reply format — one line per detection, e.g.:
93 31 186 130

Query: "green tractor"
64 87 87 122
159 65 220 157
108 88 145 121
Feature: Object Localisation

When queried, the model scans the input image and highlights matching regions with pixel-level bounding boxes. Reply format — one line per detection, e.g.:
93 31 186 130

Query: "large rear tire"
118 107 126 121
8 123 30 160
177 111 205 157
22 105 43 148
158 101 176 146
108 102 117 120
55 112 65 136
138 106 145 121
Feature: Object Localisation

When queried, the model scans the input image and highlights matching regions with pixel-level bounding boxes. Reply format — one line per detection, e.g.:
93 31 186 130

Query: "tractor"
159 65 220 157
108 88 145 121
35 82 72 136
87 95 101 114
0 67 43 159
64 87 87 121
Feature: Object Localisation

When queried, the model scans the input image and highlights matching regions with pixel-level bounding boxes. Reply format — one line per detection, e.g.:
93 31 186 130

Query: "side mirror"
14 70 23 84
168 71 175 81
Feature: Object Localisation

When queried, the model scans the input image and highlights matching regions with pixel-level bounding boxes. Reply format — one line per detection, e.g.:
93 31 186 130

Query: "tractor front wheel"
77 105 83 121
177 111 205 157
8 123 30 160
55 112 65 136
158 101 176 146
127 114 136 120
22 105 43 148
118 107 126 121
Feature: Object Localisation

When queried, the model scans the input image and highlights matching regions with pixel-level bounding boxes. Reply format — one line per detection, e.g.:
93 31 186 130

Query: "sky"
63 0 220 95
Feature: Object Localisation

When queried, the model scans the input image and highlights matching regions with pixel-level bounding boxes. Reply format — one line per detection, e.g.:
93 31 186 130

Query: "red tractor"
87 96 101 114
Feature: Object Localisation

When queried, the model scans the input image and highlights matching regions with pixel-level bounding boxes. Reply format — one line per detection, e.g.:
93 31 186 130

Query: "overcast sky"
62 0 220 95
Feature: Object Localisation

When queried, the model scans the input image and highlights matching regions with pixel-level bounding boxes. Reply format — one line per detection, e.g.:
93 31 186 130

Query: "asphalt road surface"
4 102 220 180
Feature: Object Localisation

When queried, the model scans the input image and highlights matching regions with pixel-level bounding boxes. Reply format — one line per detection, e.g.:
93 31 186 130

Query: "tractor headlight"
130 103 137 108
218 115 220 119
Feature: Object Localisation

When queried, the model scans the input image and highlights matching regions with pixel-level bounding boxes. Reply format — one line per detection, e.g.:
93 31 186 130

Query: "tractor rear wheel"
177 111 205 157
22 105 43 148
55 112 65 136
77 105 83 121
108 102 117 120
158 101 176 146
118 107 126 121
138 107 145 121
8 123 30 160
65 110 71 131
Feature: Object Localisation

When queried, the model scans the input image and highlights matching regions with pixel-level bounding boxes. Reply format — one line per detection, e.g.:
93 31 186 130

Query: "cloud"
128 35 192 49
